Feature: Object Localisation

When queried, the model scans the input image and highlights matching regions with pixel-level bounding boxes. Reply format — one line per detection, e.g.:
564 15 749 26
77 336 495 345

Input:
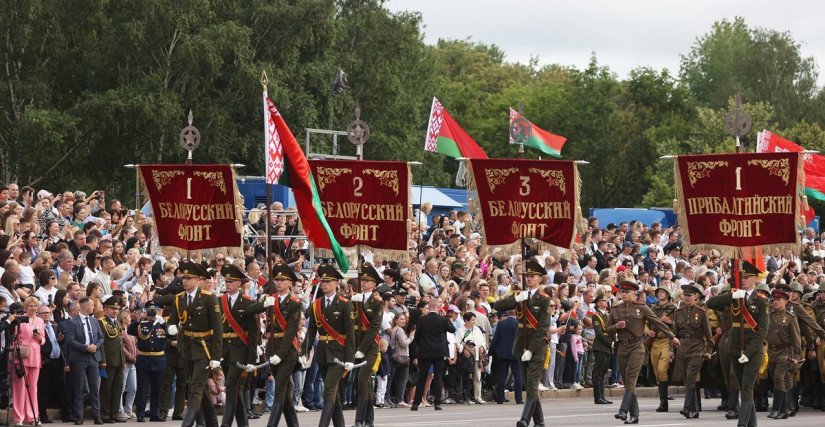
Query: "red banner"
674 152 803 252
468 159 581 248
309 160 410 250
138 164 242 252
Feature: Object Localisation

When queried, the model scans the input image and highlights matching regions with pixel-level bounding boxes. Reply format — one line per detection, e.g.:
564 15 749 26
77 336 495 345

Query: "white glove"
167 324 178 336
263 296 275 308
209 360 221 370
521 350 532 362
354 351 365 359
515 292 529 303
244 364 256 373
350 293 364 303
732 289 747 299
257 346 264 357
343 362 355 372
154 317 165 325
270 354 282 366
299 356 310 369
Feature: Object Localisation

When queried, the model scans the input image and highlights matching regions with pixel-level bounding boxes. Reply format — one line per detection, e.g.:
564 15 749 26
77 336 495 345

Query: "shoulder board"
786 311 796 317
696 305 707 312
338 296 348 302
754 293 767 299
537 292 548 299
176 291 186 297
242 295 253 301
290 296 300 303
201 290 213 295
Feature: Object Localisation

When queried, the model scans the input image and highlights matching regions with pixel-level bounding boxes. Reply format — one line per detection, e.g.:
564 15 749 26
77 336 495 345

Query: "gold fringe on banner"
136 165 245 261
672 155 804 259
467 160 584 262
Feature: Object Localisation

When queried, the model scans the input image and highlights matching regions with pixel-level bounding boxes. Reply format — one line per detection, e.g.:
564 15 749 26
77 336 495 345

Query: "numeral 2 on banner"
353 177 363 197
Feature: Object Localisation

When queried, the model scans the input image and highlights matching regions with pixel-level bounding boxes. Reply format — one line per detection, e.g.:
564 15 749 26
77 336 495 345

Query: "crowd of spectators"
0 181 822 424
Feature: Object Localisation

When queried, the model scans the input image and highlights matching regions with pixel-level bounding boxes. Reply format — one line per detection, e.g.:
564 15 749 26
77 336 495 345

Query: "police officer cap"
317 264 344 281
771 288 790 300
221 264 249 283
524 259 546 277
104 295 122 308
755 283 771 295
359 262 384 284
272 263 298 282
618 280 639 292
680 283 703 296
179 260 209 279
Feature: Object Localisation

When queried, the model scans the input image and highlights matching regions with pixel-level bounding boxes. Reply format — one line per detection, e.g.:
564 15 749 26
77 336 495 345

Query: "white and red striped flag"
263 90 284 184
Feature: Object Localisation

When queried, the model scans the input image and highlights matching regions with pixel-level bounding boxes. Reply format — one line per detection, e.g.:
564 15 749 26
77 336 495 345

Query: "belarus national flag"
264 99 349 272
756 130 818 222
509 108 567 158
424 97 488 159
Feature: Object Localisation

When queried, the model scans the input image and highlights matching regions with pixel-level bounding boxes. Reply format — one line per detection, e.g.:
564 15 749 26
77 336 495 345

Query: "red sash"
313 300 347 347
734 261 758 330
358 304 380 345
520 300 539 329
221 295 249 345
273 298 299 351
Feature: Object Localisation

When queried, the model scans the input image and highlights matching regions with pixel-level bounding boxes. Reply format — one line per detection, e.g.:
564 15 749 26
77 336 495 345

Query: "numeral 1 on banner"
735 167 742 190
187 178 192 199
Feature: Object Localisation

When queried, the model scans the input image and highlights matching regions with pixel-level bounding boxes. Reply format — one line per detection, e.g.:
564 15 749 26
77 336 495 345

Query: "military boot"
624 394 639 424
655 383 668 412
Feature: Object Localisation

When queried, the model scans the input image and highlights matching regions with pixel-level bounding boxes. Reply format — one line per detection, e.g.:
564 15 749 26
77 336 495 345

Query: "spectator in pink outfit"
10 297 46 425
570 323 585 390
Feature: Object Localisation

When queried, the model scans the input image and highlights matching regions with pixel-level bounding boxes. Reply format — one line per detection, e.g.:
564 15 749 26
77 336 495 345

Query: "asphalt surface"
64 396 825 427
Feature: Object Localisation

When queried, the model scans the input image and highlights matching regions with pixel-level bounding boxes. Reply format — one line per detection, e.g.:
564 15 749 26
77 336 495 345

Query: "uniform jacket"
267 293 302 361
127 319 168 371
305 293 355 364
353 292 383 356
168 288 223 361
590 309 613 355
99 315 125 367
706 290 769 358
220 292 265 365
671 304 713 355
494 288 551 359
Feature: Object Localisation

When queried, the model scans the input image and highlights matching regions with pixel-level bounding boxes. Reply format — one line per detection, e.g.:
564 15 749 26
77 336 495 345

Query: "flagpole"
262 71 273 288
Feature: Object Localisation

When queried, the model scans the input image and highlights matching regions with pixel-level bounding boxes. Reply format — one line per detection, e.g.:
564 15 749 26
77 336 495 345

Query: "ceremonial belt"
318 335 337 342
222 332 239 338
768 344 790 351
730 322 754 330
358 303 380 345
138 351 164 357
221 295 249 345
184 329 213 338
517 323 535 329
271 332 286 338
273 298 299 351
313 300 346 347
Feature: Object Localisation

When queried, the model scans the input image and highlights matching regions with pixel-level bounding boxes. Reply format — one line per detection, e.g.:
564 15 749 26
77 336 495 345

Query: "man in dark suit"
411 298 456 411
64 297 105 425
594 241 609 272
37 303 70 423
491 309 522 405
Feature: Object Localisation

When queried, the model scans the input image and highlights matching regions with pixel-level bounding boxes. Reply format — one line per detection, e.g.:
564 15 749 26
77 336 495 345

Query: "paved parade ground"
31 395 819 427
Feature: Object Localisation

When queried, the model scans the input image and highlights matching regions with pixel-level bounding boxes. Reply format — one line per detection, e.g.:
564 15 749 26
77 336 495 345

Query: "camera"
146 308 157 317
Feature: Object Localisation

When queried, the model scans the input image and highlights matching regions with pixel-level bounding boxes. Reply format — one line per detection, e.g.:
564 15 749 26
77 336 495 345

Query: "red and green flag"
509 108 567 158
756 130 817 223
266 99 349 271
424 97 488 159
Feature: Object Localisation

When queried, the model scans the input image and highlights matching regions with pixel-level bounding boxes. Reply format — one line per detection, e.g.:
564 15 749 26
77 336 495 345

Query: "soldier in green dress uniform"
670 283 713 419
785 282 824 415
765 287 801 420
265 263 303 427
304 265 355 427
350 263 387 427
590 290 613 405
166 261 224 427
218 264 272 427
706 261 769 427
100 295 128 423
493 259 551 427
608 280 678 425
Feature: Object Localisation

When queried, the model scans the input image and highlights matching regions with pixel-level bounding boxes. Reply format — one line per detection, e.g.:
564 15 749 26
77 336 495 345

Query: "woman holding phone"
11 296 46 425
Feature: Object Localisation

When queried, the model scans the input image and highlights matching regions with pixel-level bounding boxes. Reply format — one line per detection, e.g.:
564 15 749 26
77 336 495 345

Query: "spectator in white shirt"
455 312 487 404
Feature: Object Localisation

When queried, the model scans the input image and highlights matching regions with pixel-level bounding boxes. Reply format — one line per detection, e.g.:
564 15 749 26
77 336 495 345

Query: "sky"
385 0 825 83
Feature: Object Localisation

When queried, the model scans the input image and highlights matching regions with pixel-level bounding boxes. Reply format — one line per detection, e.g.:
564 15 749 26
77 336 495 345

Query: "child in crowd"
375 339 390 407
571 323 585 390
207 369 226 407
